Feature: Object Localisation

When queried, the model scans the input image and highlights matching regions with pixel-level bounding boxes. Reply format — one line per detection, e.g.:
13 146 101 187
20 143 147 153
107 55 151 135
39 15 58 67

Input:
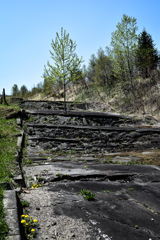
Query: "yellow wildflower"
21 220 26 224
26 223 28 226
31 229 35 232
33 219 38 223
21 215 25 217
25 215 28 218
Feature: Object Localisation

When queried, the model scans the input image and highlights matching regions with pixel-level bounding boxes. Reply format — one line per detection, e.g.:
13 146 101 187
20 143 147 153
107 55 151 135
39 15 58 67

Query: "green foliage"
28 117 36 122
134 225 138 229
136 29 160 78
20 85 28 97
36 82 43 93
22 159 33 166
67 149 76 154
0 107 20 239
106 158 112 163
42 27 84 110
87 54 97 81
0 187 9 239
21 214 38 239
11 84 19 96
43 79 53 94
21 200 29 207
77 189 95 200
110 14 138 87
94 48 114 102
0 112 20 183
104 190 110 194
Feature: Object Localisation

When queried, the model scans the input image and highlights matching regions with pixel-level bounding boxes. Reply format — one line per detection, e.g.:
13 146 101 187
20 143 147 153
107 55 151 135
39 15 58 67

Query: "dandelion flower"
21 220 26 224
30 216 33 218
25 215 28 218
33 219 38 223
31 229 35 232
21 215 25 217
26 223 28 226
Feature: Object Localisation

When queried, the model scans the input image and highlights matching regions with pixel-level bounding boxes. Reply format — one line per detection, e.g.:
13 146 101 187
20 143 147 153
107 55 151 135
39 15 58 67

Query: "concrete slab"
21 180 160 240
21 162 160 239
3 196 17 209
3 190 21 238
4 208 20 235
23 162 160 185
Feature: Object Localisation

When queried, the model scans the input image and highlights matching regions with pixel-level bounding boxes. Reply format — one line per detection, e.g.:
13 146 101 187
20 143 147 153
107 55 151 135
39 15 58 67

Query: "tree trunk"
64 80 66 113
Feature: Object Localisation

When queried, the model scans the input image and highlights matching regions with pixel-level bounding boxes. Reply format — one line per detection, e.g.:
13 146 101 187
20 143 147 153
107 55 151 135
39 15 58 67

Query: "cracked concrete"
19 102 160 240
21 161 160 239
21 178 160 240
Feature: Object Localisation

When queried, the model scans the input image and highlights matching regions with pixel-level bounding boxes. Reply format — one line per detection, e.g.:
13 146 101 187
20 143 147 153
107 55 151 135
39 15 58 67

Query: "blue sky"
1 0 160 94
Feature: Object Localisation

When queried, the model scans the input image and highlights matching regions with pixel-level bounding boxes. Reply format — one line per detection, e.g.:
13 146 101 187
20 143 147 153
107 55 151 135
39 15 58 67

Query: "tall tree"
43 79 53 95
11 84 19 96
31 85 37 96
110 14 138 88
42 27 84 112
81 64 88 89
136 29 160 78
87 54 97 83
36 82 43 93
20 85 28 97
94 48 114 103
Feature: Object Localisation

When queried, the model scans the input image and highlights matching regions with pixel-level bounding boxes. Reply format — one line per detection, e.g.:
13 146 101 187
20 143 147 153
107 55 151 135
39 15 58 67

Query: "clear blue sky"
1 0 160 94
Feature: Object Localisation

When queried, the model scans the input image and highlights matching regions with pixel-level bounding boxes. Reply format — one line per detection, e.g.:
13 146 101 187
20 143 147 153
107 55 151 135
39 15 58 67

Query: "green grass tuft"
77 189 95 201
0 187 9 239
0 105 21 239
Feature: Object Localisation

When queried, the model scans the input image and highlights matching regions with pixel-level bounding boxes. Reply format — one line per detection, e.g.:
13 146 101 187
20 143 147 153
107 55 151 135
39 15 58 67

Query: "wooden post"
0 89 9 105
